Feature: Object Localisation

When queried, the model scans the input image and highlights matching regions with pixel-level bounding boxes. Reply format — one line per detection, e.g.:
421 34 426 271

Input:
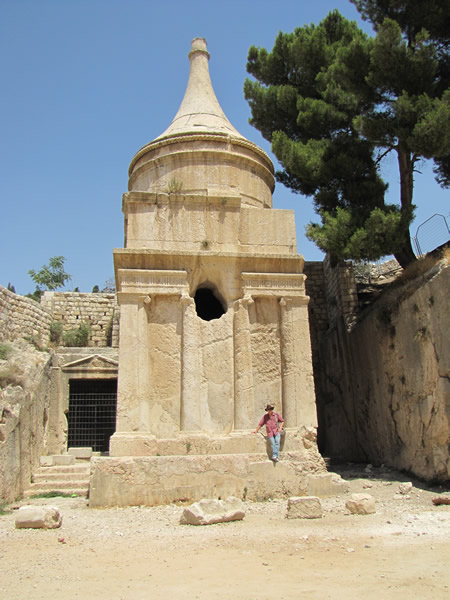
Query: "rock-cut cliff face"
318 256 449 482
0 341 52 502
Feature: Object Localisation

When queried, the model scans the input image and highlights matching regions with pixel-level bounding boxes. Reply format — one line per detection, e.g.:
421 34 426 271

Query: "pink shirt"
258 412 284 437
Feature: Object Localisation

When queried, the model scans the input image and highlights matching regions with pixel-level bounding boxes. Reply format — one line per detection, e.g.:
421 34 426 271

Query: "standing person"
253 404 284 462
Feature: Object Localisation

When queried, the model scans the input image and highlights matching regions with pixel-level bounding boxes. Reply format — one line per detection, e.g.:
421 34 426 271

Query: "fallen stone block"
432 496 450 506
286 496 323 519
306 473 349 497
68 447 92 459
398 482 413 495
15 505 62 529
180 496 245 526
345 493 376 515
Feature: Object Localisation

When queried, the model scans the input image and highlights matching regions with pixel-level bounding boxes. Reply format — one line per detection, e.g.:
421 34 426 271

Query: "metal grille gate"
67 379 117 453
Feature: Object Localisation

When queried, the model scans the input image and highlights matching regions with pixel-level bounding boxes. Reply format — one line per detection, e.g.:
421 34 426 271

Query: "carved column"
233 296 255 430
279 296 297 427
180 294 201 431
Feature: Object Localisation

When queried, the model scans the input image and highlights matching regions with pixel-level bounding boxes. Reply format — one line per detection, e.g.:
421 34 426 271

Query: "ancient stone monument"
89 38 325 506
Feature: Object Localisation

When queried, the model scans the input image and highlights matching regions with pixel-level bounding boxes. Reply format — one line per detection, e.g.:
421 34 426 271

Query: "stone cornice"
128 133 273 177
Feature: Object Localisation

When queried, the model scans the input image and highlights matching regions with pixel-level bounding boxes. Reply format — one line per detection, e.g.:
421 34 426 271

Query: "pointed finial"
188 37 210 60
155 37 244 140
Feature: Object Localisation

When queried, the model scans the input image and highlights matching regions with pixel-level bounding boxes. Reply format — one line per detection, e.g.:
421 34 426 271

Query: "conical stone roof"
156 37 245 140
128 38 274 207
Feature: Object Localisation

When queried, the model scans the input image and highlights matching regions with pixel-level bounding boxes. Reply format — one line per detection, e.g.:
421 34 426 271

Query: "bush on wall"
63 322 90 347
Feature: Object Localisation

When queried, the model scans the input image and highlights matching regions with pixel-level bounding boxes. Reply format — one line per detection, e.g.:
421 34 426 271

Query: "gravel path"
1 464 449 599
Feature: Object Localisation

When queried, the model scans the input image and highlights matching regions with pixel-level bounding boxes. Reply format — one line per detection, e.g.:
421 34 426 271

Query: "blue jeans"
269 433 280 459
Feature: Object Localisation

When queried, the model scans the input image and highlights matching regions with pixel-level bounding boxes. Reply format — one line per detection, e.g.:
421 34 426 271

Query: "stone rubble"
286 496 323 519
180 496 245 526
345 493 377 515
15 505 62 529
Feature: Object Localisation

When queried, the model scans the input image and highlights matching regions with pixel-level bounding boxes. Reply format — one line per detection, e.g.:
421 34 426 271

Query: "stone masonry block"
286 496 323 519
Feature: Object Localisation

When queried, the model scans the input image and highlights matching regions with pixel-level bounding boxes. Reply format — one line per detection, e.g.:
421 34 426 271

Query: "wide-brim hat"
265 404 274 411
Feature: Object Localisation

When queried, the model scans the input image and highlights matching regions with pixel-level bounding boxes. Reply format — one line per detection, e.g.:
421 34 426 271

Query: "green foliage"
105 318 113 347
49 321 63 344
63 322 90 347
0 501 11 516
0 343 11 360
306 205 406 261
165 177 183 193
28 256 71 292
245 4 450 266
92 285 100 293
29 491 78 499
25 289 43 303
7 282 15 293
24 334 45 351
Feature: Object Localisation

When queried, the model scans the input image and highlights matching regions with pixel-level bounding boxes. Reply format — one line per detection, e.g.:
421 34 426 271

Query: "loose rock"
15 505 62 529
346 493 376 515
398 482 413 495
286 496 323 519
180 496 245 526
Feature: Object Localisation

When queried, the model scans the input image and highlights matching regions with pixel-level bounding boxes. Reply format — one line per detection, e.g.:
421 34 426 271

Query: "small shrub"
49 321 63 344
29 491 78 499
0 363 24 388
105 318 113 347
25 334 44 351
25 289 43 302
165 177 183 193
0 501 11 516
0 343 11 360
63 322 91 347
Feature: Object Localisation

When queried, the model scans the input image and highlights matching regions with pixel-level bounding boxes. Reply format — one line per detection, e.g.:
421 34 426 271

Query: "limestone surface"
286 496 323 519
345 493 376 515
180 496 245 526
15 505 62 529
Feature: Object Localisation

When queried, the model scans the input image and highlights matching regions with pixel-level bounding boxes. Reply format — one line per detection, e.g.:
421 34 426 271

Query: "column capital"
180 293 194 306
279 297 293 308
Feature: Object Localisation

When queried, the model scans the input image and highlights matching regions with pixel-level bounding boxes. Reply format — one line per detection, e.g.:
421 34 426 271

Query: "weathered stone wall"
0 287 119 348
0 341 53 502
41 292 119 348
0 286 52 346
312 257 449 482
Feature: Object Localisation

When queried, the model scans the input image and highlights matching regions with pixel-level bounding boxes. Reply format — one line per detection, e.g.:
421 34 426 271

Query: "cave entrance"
67 379 117 453
194 286 226 321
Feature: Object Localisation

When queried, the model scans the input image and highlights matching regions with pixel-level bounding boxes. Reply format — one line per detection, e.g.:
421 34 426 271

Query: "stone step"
32 472 90 483
26 456 92 499
35 465 90 475
27 480 90 491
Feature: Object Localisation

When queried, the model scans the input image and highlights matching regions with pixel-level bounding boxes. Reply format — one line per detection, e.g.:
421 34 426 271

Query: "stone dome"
127 38 274 208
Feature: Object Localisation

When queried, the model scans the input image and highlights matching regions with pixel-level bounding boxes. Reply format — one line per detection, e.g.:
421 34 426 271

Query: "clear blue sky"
1 0 448 295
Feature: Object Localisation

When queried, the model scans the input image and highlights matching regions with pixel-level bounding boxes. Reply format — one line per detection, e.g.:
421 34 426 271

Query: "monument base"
89 428 331 507
108 427 318 457
88 451 329 507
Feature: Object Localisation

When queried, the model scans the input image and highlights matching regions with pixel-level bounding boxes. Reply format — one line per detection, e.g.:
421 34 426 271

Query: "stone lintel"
241 272 307 299
123 190 242 209
116 268 189 296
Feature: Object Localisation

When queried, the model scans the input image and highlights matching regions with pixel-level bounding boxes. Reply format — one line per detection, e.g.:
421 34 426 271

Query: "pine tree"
244 4 450 266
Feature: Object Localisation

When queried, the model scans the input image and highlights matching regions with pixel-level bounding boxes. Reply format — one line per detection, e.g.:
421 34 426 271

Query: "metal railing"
412 213 450 257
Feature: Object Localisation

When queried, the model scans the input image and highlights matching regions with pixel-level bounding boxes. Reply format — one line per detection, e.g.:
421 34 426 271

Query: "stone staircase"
25 449 94 499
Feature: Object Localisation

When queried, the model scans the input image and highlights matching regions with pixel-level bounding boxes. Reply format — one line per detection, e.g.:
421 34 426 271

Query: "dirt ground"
1 464 449 600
